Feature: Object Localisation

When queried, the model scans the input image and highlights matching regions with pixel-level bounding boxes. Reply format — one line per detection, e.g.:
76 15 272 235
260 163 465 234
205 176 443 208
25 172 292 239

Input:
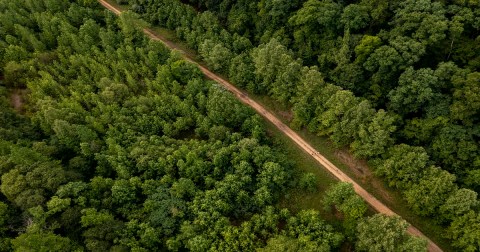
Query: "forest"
0 0 433 251
114 0 480 250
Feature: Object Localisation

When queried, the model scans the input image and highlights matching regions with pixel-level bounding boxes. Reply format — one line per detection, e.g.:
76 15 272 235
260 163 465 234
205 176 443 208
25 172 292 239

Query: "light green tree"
356 214 427 252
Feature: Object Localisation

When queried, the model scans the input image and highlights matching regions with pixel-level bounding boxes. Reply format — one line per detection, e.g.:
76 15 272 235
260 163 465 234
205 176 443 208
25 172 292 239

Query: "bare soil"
334 149 394 205
278 110 293 122
9 89 26 113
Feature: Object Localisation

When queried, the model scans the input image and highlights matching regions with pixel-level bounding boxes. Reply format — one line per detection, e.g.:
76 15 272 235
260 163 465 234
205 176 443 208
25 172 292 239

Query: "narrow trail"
11 93 22 110
10 89 25 113
98 1 443 251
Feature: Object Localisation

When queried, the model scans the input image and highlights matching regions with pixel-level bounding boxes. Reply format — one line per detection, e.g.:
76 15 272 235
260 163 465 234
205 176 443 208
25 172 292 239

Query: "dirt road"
98 1 443 251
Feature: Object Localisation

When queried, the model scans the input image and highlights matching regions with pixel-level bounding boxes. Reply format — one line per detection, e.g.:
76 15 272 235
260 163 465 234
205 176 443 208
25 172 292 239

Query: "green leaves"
12 231 76 252
0 146 67 210
356 214 427 252
81 208 123 251
389 67 437 115
354 35 382 64
404 166 457 217
446 211 480 251
341 4 370 31
351 109 397 158
317 90 359 137
298 172 317 193
323 182 367 237
373 144 429 189
199 39 232 72
283 210 344 251
451 72 480 125
440 188 478 222
206 86 250 127
251 38 301 103
390 0 448 46
258 162 290 193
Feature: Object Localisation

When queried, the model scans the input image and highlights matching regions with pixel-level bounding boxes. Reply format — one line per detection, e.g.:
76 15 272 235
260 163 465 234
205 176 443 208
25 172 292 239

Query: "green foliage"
451 72 480 125
199 39 232 72
251 38 301 103
341 4 370 31
259 235 305 252
390 0 448 46
0 202 12 251
333 100 376 147
356 214 427 252
316 90 360 138
0 145 67 210
298 172 317 193
323 182 367 237
439 188 478 223
350 109 397 158
288 0 341 63
228 52 255 89
355 35 382 64
81 208 123 251
3 0 480 249
446 210 480 251
282 210 344 251
388 67 438 115
404 166 457 217
430 124 479 175
12 231 76 252
290 66 329 130
373 144 429 189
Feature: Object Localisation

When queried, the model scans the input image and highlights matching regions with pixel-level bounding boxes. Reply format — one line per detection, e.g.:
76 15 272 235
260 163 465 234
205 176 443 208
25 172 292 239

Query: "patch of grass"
261 119 342 225
265 120 337 209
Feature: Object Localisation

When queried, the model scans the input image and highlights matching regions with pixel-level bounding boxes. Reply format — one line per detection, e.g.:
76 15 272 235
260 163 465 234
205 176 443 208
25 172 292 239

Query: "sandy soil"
9 89 25 113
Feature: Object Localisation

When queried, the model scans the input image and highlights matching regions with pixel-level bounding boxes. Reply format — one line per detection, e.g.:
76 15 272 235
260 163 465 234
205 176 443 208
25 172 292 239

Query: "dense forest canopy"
129 0 480 187
118 0 480 250
0 0 433 251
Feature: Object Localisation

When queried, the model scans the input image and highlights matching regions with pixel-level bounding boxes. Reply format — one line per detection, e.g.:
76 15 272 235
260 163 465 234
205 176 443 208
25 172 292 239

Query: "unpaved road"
99 1 443 251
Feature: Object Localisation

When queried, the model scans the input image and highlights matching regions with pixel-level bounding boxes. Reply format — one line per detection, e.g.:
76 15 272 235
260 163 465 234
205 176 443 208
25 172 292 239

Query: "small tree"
323 182 367 238
356 214 427 252
298 172 317 193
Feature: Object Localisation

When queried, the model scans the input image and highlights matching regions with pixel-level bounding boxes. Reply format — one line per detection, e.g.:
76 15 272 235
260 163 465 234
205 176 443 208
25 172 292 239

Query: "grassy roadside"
148 27 201 62
263 119 337 212
100 0 127 11
102 1 453 250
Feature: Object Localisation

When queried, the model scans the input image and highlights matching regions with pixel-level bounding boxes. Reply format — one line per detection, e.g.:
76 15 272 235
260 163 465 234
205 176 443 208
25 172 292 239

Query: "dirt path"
11 93 22 109
98 1 443 251
9 89 25 113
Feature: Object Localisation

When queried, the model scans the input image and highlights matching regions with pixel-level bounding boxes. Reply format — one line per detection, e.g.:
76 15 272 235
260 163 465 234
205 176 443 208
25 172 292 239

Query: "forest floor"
98 1 445 251
9 89 26 113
